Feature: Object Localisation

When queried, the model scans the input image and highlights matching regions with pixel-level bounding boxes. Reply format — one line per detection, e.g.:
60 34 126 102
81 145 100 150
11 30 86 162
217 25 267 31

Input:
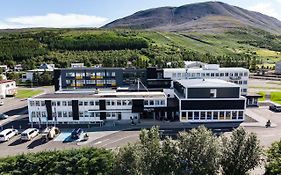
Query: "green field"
270 92 281 105
16 89 44 98
257 91 266 102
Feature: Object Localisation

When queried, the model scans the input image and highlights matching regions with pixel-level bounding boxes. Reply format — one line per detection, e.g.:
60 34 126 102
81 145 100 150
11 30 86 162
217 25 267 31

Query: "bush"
265 140 281 175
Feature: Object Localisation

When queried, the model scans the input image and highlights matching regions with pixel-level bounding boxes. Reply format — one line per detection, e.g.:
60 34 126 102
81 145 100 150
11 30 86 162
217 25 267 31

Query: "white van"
21 128 39 141
0 129 18 142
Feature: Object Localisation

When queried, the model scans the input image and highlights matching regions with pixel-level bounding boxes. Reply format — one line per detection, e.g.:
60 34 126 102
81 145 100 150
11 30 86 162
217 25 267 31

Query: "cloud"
248 2 281 20
0 13 108 29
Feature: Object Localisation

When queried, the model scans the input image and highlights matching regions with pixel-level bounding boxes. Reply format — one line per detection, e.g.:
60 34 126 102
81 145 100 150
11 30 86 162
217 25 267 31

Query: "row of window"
181 110 244 121
144 100 165 106
66 71 116 77
30 101 73 107
172 72 248 78
66 79 116 85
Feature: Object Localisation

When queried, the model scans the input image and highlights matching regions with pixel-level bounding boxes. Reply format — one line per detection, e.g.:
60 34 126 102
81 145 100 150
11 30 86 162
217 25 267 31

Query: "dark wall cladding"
181 99 245 110
99 100 106 110
54 70 61 91
100 112 106 120
72 100 79 120
132 99 144 112
187 87 240 98
45 100 52 120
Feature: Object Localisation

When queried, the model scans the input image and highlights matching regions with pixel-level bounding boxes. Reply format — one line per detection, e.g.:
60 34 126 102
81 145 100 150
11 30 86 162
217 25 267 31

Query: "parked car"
0 129 18 142
21 128 39 141
269 104 281 112
0 101 4 106
41 126 60 142
71 128 84 139
0 113 8 120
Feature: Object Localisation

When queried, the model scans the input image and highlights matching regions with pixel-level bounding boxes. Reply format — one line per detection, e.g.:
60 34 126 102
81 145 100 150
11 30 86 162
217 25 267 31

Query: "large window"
213 111 218 120
182 112 186 120
188 112 193 120
232 111 237 120
238 111 244 120
200 112 206 120
194 112 199 120
219 111 225 120
207 112 212 120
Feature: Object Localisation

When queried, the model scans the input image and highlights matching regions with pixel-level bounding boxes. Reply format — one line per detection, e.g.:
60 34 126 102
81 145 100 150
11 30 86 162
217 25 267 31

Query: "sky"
0 0 281 29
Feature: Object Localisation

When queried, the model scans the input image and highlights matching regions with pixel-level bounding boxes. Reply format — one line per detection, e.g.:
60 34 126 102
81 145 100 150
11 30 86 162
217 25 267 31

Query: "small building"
71 63 84 68
184 61 205 68
0 80 17 98
245 93 262 107
22 63 54 82
174 79 246 128
275 61 281 75
14 64 23 72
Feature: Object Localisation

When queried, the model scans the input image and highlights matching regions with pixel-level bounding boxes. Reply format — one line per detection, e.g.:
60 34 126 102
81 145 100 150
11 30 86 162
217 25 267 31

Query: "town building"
174 79 246 128
21 63 54 82
0 80 17 98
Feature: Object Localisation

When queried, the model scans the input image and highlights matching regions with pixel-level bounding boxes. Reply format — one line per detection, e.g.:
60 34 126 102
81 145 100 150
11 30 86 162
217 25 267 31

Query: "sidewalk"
242 108 277 127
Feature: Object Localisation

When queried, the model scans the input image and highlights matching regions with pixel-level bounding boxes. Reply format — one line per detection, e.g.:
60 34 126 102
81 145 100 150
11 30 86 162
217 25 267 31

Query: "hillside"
0 28 280 71
103 1 281 34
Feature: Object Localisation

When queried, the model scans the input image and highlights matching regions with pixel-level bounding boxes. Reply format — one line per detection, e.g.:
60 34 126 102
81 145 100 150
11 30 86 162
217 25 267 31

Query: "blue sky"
0 0 280 28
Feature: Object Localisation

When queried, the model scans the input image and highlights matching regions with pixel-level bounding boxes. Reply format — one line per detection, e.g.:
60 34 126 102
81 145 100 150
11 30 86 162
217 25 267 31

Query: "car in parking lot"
21 128 39 141
71 128 84 139
0 129 18 142
41 126 60 142
0 113 8 120
269 104 281 112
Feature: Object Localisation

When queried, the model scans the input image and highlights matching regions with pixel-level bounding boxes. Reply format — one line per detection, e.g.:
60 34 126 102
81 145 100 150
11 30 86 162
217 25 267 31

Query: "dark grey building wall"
187 87 240 98
181 99 245 110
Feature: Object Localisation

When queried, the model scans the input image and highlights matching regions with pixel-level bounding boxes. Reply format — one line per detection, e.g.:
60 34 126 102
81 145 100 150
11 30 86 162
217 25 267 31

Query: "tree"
265 140 281 175
177 126 221 175
221 127 262 175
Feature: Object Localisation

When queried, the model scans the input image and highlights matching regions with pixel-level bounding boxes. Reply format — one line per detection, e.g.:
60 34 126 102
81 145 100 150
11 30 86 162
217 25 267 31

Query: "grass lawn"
257 91 266 102
16 89 44 98
270 92 281 105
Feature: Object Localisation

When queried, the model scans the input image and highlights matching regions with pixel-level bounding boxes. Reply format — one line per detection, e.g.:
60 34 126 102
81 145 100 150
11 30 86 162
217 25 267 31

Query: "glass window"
111 100 115 106
238 111 244 119
106 100 111 106
57 111 62 117
36 101 40 106
95 101 99 106
79 101 83 106
220 73 224 77
188 112 193 120
160 100 165 105
57 101 61 106
62 101 67 106
172 73 176 77
211 73 214 77
42 112 46 118
68 112 72 118
117 100 122 106
244 72 248 76
155 100 159 105
122 100 127 106
207 112 212 120
213 111 218 120
182 112 186 120
90 101 95 106
219 111 225 120
200 112 206 120
68 101 72 106
63 111 68 117
31 111 36 117
225 73 229 76
194 112 199 120
239 72 243 76
84 101 88 106
79 112 84 117
215 73 219 77
41 101 45 106
226 111 231 120
206 73 210 77
234 73 239 76
51 102 56 106
232 111 237 120
149 100 154 105
30 101 35 106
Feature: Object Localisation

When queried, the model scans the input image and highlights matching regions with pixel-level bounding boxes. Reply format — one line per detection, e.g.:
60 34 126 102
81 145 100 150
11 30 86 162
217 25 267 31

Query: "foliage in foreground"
0 126 263 175
265 140 281 175
0 148 114 175
114 126 262 175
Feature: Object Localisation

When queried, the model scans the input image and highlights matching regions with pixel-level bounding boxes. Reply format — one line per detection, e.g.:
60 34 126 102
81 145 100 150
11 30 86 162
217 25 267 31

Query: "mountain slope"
103 1 281 34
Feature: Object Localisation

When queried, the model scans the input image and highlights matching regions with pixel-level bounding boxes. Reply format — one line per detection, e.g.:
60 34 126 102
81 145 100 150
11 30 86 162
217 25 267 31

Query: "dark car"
71 128 83 139
0 113 8 120
269 105 281 112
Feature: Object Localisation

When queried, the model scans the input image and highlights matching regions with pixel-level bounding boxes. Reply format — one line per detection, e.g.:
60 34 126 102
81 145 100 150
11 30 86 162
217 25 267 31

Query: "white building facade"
0 80 17 98
163 64 249 95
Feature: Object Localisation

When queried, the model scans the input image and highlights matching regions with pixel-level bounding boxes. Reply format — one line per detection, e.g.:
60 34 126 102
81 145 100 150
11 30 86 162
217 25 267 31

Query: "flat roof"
33 91 166 99
164 67 248 72
175 79 239 88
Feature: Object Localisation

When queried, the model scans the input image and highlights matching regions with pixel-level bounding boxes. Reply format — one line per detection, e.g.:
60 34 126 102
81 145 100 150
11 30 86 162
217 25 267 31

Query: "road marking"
101 134 138 147
93 139 109 145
